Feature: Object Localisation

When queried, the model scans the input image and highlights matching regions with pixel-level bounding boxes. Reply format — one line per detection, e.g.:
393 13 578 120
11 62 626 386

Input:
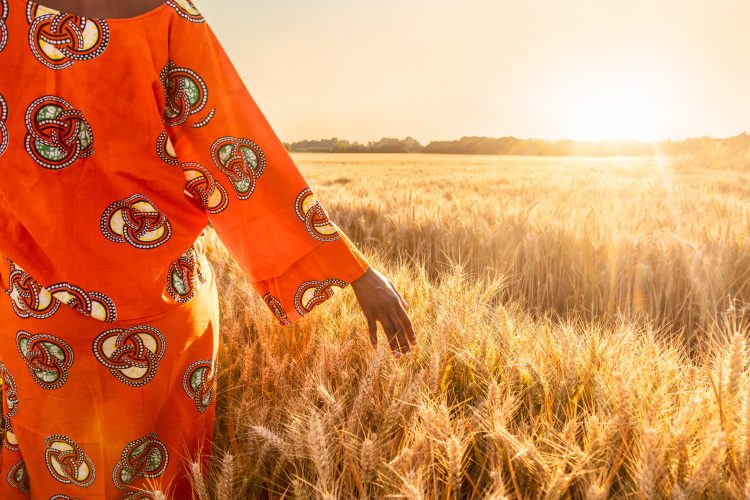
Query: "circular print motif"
263 292 290 325
1 365 19 452
1 365 18 418
47 282 118 323
295 187 341 242
182 162 229 214
183 359 215 414
210 136 266 200
160 59 214 128
101 194 173 249
5 258 60 319
26 3 109 69
0 0 8 53
156 130 179 165
16 330 74 390
24 95 94 169
166 0 204 23
112 432 169 490
5 258 118 322
93 326 166 387
44 434 96 487
7 459 30 494
166 245 208 303
0 93 8 157
294 278 349 317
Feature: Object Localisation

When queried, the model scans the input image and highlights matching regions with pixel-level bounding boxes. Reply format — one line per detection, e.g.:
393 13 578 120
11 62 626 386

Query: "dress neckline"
21 0 172 23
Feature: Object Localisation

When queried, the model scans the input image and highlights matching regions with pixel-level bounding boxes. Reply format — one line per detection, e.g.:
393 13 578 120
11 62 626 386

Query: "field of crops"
195 153 750 498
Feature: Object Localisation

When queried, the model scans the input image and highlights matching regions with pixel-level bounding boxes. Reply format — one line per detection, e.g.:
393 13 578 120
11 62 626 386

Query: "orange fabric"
0 243 219 499
0 0 370 497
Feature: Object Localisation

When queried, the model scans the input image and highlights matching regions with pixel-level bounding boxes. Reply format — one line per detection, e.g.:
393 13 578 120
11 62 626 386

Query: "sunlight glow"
197 0 749 144
556 68 683 142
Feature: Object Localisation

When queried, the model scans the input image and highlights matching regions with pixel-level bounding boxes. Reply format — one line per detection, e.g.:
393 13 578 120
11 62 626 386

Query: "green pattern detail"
36 104 62 121
234 179 250 194
148 449 164 470
78 126 92 148
34 368 59 383
120 468 133 485
35 140 67 161
33 103 91 160
132 442 147 459
171 271 188 295
182 77 200 105
240 146 258 169
218 144 232 165
21 340 65 383
13 465 25 482
19 339 29 356
136 441 162 467
190 368 204 391
44 342 66 361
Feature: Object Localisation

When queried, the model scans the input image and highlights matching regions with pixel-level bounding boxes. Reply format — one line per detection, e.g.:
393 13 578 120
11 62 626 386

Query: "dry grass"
192 153 750 498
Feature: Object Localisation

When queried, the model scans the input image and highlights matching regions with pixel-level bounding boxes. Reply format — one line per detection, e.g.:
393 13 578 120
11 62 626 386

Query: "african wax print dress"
0 0 371 498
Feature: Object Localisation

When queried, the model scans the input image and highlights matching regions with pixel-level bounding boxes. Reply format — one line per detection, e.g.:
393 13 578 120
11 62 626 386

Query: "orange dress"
0 0 370 497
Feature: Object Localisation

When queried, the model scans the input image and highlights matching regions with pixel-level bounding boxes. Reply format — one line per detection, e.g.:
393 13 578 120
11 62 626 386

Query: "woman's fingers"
380 316 402 354
355 269 415 356
397 307 417 344
369 311 413 356
388 280 409 310
367 314 378 348
387 313 411 355
396 325 411 354
387 283 415 346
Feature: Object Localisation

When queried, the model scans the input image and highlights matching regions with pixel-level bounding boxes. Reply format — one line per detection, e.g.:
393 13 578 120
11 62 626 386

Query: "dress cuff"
255 232 369 325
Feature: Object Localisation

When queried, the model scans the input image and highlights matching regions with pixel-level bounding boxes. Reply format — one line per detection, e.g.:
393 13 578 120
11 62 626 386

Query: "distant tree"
285 133 750 157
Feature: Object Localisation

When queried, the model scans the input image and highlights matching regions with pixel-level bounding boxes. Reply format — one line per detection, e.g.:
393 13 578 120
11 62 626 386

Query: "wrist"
351 266 373 288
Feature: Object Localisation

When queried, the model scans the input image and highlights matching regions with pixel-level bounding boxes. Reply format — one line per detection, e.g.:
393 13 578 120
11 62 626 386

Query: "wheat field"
192 152 750 499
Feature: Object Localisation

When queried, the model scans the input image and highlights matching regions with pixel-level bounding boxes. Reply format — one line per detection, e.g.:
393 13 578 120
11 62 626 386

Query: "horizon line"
285 131 750 145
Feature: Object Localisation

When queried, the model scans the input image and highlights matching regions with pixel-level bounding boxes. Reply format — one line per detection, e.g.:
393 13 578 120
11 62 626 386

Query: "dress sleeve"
158 12 370 326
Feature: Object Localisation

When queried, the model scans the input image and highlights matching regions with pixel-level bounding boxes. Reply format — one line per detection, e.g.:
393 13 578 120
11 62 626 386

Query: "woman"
0 0 416 497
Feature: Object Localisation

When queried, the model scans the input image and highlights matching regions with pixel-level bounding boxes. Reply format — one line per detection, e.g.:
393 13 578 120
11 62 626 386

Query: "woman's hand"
350 266 417 356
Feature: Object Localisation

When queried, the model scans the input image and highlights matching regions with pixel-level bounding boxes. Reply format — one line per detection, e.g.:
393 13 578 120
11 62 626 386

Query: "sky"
192 0 750 144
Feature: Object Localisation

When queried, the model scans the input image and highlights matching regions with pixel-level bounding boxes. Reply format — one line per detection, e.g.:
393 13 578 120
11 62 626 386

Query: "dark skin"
351 267 417 356
31 0 167 18
43 1 418 356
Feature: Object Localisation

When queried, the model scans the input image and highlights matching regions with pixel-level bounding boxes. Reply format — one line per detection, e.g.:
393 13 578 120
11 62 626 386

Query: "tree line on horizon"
282 133 750 156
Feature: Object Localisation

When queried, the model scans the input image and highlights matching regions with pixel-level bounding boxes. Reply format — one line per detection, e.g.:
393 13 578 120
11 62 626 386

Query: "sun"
554 68 680 142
